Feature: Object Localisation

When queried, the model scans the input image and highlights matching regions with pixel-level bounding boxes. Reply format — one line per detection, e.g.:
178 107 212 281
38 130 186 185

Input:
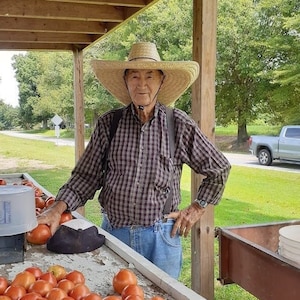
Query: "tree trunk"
237 123 248 144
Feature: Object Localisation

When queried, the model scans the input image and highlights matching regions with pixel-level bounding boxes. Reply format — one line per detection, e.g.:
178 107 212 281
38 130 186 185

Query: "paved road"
1 131 300 174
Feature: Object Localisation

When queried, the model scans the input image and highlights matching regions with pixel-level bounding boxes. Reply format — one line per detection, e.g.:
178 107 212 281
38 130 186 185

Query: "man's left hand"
168 203 206 238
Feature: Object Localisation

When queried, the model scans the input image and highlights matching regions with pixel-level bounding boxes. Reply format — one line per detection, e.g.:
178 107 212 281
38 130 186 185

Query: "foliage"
255 0 300 124
13 53 41 129
0 100 19 130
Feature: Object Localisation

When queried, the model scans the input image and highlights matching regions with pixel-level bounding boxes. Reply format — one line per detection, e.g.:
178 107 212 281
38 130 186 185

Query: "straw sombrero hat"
91 42 199 106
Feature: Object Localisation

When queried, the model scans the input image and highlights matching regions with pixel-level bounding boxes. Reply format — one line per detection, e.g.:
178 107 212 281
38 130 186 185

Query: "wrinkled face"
124 69 164 109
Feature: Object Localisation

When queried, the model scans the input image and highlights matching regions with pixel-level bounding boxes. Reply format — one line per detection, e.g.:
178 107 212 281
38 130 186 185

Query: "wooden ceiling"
0 0 159 51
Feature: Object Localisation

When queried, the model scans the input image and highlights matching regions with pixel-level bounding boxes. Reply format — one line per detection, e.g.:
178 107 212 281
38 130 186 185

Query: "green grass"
1 132 299 299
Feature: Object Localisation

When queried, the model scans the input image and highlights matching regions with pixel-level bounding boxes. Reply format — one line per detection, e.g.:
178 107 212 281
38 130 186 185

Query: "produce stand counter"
0 173 205 300
217 220 300 300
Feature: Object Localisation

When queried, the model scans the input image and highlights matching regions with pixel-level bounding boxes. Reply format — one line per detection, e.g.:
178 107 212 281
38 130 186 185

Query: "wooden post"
191 1 217 299
73 48 85 162
73 48 85 215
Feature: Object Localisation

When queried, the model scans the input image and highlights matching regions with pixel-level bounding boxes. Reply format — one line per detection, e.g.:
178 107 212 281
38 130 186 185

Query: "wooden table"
0 172 205 300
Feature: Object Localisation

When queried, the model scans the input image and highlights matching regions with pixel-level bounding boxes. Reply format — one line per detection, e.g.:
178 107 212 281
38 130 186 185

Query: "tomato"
11 270 36 290
0 179 7 185
62 297 75 300
0 296 12 300
46 287 68 300
34 187 43 197
65 270 85 285
28 279 54 296
0 276 9 294
45 197 55 207
59 212 73 224
25 267 43 279
121 285 144 299
39 272 57 287
26 224 52 245
20 292 43 300
124 296 143 300
57 279 75 294
150 297 165 300
82 293 103 300
35 197 45 209
112 269 137 294
4 285 26 300
47 265 67 281
102 296 122 300
68 283 90 300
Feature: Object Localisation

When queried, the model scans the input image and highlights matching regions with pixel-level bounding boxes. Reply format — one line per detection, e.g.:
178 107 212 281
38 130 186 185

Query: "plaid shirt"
56 102 231 227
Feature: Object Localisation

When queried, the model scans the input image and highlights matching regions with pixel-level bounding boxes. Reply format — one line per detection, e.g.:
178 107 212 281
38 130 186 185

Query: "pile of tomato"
0 265 165 300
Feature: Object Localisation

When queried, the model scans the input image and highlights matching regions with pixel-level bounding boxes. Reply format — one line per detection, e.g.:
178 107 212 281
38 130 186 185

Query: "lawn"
1 132 299 299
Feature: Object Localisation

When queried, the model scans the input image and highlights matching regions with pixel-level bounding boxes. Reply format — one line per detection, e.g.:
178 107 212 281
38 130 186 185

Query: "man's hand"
37 200 67 235
168 202 206 238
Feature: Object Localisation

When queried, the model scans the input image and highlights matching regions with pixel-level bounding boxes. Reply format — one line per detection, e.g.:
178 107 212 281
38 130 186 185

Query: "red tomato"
20 292 43 300
0 296 13 300
4 285 26 300
112 269 137 294
11 270 36 290
28 279 54 296
0 179 7 185
121 285 144 299
0 276 9 294
82 293 103 300
124 296 143 300
35 197 45 209
102 296 122 300
34 187 43 197
68 283 90 300
39 272 57 287
65 270 85 285
46 287 68 300
26 224 52 245
25 267 43 279
57 279 75 294
62 297 75 300
59 212 73 224
45 197 55 207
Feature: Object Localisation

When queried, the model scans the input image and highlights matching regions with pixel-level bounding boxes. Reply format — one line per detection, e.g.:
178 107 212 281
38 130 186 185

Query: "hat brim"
91 60 199 106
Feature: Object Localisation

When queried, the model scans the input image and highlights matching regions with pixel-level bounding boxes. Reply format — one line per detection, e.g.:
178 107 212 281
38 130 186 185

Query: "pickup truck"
248 125 300 166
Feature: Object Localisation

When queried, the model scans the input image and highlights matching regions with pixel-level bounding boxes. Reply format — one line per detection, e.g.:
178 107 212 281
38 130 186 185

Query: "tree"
13 53 41 129
0 100 19 130
216 0 274 143
256 0 300 124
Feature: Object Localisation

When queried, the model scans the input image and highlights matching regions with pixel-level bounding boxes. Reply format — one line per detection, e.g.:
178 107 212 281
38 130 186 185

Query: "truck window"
285 128 300 139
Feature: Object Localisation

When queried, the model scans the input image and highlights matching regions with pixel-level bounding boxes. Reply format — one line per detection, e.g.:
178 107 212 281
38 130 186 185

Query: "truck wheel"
258 149 272 166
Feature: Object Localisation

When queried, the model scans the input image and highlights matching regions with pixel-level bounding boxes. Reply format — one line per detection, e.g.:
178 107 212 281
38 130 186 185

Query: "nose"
137 76 147 87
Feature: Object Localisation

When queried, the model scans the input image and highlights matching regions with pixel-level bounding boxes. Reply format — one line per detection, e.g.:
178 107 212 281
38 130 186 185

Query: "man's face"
125 69 164 109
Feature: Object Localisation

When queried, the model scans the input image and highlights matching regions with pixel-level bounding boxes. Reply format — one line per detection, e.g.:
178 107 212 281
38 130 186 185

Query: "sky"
0 51 25 107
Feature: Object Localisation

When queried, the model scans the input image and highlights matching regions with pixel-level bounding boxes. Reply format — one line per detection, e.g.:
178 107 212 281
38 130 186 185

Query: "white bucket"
278 225 300 264
0 185 37 236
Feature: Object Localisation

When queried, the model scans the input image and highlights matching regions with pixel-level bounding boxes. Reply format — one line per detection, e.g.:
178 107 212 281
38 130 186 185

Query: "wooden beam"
46 0 147 7
0 32 97 44
191 0 217 300
0 0 125 22
73 48 85 162
0 17 107 34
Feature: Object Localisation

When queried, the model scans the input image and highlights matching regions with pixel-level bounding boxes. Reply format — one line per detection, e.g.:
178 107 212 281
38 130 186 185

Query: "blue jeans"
101 214 182 279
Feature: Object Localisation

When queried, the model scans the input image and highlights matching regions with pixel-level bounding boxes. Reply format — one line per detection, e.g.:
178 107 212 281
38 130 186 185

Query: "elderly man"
38 42 230 279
